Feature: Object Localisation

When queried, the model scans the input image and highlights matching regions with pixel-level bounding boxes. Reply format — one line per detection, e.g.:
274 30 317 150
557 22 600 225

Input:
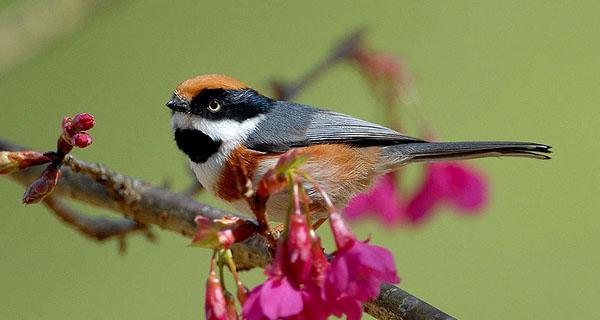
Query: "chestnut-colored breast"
216 146 265 201
215 144 383 213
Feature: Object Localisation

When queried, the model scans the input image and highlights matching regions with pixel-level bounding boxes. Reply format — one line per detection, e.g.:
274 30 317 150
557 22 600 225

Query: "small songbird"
166 74 550 221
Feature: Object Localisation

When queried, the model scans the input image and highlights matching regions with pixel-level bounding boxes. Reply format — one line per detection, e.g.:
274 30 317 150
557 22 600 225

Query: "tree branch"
42 196 155 253
1 139 454 320
364 284 455 320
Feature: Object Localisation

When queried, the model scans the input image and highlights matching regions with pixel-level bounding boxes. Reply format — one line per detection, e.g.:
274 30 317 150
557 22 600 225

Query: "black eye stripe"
190 89 229 107
188 89 273 122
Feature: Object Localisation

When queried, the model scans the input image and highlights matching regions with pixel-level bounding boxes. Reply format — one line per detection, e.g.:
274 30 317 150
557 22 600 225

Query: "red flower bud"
22 163 61 204
71 133 93 148
58 113 95 152
236 284 249 305
205 265 228 320
72 113 95 131
61 117 76 137
329 207 355 249
284 213 313 286
224 292 240 320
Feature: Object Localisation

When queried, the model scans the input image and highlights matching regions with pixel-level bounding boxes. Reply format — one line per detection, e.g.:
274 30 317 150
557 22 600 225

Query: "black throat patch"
174 129 221 163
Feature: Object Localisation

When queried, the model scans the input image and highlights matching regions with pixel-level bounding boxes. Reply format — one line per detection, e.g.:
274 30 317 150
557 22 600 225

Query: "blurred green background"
1 1 598 319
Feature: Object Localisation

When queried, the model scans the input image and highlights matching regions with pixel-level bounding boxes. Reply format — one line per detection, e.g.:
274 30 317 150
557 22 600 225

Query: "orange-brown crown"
175 74 250 101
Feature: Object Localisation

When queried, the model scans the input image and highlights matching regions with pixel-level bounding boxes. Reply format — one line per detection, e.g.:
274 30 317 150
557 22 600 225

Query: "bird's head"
166 74 273 122
166 74 274 162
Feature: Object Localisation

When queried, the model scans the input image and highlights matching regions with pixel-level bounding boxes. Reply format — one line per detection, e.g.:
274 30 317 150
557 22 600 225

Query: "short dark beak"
166 96 190 112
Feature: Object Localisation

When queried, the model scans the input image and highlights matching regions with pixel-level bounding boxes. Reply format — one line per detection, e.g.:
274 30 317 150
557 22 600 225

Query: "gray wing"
245 102 423 153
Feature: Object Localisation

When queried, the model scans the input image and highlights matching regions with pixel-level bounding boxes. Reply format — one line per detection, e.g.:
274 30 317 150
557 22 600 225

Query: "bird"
166 74 551 221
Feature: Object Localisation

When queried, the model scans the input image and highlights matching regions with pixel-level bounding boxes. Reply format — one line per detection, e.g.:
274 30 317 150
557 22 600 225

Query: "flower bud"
0 152 18 174
224 292 239 320
236 284 249 305
205 266 227 320
71 133 93 148
284 213 313 286
0 151 50 174
329 208 355 249
22 163 61 204
72 113 95 131
61 117 76 137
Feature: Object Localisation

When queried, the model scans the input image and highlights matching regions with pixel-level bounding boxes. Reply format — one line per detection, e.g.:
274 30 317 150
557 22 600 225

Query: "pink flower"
243 161 402 320
243 277 304 320
325 209 400 319
406 162 488 224
345 162 488 226
243 213 330 320
344 172 406 225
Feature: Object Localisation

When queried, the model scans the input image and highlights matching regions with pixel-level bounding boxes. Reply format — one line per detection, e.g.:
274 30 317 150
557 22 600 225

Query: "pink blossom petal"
406 163 488 223
259 279 303 319
344 172 406 225
295 284 330 320
330 241 399 301
327 211 400 303
344 192 374 219
329 296 363 320
440 163 488 211
242 287 265 320
405 177 442 224
352 241 400 284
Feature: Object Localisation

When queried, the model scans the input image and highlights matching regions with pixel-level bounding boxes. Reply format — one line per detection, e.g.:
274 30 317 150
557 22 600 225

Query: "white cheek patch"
171 113 264 142
171 112 265 192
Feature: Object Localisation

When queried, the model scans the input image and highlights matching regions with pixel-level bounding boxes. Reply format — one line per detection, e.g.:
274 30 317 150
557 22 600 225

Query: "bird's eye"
208 99 222 113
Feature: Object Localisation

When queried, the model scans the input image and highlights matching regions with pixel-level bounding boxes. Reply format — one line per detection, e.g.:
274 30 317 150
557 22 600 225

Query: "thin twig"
1 139 454 319
270 28 366 101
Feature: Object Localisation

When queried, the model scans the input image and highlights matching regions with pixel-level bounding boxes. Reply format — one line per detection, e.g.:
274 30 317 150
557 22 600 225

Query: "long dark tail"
381 141 551 168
